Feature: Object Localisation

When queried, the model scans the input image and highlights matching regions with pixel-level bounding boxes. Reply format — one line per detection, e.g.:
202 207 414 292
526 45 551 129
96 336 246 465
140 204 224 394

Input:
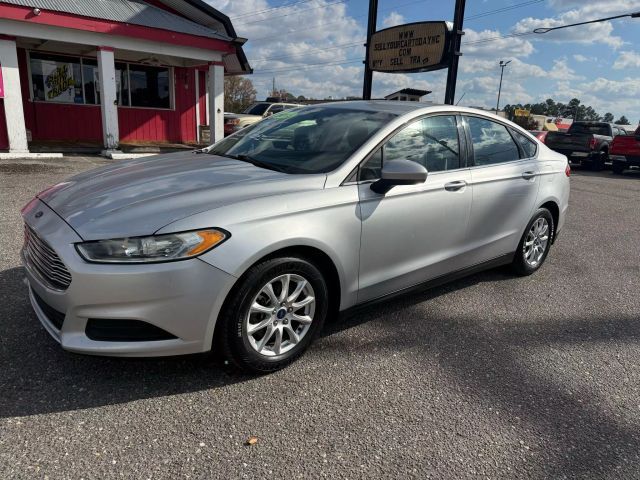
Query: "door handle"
444 180 467 191
522 171 537 180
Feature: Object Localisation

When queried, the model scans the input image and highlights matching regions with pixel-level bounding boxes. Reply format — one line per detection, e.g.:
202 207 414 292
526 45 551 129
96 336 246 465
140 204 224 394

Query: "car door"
357 114 473 303
463 115 542 264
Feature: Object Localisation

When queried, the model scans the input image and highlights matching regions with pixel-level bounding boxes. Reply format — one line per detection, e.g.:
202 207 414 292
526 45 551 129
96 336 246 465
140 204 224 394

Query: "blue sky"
209 0 640 123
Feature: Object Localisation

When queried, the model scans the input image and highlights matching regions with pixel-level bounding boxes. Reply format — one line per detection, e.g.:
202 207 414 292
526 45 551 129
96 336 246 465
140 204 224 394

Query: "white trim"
0 19 224 62
0 38 29 153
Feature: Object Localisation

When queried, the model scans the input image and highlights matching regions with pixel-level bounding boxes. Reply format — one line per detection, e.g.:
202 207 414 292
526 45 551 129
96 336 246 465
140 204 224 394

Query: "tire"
511 208 555 276
612 161 625 175
218 257 328 373
591 150 607 171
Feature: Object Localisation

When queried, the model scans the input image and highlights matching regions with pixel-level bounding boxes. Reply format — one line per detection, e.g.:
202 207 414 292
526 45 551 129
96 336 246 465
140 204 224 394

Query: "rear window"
568 123 610 136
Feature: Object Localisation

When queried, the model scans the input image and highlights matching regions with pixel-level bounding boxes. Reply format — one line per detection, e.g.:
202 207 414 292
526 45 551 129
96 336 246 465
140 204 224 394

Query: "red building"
0 0 251 156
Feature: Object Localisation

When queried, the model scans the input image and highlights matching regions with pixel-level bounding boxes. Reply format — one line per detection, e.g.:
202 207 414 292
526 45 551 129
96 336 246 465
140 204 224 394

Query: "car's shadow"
0 265 513 419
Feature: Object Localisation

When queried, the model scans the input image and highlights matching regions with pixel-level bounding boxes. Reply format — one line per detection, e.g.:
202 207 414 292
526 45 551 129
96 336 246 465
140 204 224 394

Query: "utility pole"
362 0 378 100
495 60 511 115
444 0 466 105
272 77 276 96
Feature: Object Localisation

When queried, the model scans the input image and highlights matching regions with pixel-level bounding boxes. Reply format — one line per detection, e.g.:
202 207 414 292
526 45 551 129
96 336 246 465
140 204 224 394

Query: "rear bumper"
610 154 640 167
22 200 237 357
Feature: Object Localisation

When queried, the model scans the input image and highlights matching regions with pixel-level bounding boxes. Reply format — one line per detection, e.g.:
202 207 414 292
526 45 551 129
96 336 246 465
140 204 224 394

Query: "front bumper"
22 200 237 357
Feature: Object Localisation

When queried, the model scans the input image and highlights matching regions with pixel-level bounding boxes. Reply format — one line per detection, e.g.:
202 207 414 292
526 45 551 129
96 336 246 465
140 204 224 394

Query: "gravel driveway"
1 158 639 479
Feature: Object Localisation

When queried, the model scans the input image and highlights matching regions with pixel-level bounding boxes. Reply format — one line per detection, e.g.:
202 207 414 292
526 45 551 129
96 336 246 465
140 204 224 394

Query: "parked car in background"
21 102 569 373
545 122 623 171
529 130 548 143
610 126 640 174
224 101 300 136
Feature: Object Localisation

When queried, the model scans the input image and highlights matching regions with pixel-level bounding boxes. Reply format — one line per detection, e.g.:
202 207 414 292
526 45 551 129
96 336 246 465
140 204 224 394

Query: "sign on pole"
514 108 530 117
368 22 452 74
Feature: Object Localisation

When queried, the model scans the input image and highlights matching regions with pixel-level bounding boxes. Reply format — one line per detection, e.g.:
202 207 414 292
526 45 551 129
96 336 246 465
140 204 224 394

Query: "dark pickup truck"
545 122 625 171
610 126 640 174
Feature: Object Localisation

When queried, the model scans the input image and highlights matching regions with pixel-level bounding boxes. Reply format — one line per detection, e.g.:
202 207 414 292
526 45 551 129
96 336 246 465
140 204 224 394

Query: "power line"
230 0 319 20
465 0 545 21
234 0 350 27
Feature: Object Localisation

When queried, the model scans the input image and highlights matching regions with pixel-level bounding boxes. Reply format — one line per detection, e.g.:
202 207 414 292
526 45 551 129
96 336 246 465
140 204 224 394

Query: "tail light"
565 163 571 177
589 137 597 150
225 118 240 126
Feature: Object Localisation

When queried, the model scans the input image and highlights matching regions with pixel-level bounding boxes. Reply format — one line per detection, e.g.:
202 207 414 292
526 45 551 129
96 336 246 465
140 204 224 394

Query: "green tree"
224 76 257 113
614 115 630 125
603 112 614 122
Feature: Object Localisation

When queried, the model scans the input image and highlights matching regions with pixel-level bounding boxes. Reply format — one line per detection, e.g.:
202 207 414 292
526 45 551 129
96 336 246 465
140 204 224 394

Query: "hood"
38 151 326 240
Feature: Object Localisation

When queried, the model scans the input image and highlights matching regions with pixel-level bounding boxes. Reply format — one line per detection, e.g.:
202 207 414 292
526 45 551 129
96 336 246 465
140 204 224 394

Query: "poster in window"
42 61 76 102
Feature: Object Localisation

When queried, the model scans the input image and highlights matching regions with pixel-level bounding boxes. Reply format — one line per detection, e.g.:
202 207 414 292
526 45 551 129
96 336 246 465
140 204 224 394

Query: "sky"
207 0 640 123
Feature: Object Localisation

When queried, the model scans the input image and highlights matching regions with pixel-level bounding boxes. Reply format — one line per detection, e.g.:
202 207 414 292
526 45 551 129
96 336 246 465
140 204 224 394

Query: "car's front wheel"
218 257 328 373
512 208 554 276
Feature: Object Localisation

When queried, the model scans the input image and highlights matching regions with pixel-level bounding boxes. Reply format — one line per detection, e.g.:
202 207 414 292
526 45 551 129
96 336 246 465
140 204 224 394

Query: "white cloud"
573 54 588 62
613 51 640 70
512 1 640 49
382 12 405 29
462 28 535 58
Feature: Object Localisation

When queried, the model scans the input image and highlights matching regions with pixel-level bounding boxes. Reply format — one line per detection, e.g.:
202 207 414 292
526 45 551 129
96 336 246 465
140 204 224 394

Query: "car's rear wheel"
512 208 554 276
218 257 328 373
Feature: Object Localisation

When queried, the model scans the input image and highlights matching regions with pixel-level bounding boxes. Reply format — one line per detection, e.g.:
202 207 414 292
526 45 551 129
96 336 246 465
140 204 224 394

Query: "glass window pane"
382 116 460 172
82 59 98 105
466 116 520 166
512 129 538 158
128 65 170 108
116 63 129 106
384 120 426 165
420 116 460 172
359 149 382 181
30 53 82 103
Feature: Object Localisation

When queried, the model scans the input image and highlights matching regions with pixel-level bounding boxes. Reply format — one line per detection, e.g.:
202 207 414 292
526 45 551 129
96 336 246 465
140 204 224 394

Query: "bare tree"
224 76 257 113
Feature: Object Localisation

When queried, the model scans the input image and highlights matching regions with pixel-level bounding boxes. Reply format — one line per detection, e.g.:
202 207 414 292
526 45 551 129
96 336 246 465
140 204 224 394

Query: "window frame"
462 114 537 168
509 127 539 160
27 50 175 111
344 112 470 185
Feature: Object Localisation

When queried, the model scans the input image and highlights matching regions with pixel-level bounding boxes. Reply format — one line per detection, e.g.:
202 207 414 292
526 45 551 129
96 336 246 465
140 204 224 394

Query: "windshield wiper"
226 154 288 173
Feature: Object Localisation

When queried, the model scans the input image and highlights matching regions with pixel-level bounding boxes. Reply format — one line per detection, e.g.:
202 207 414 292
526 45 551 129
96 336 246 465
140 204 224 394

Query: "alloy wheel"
523 217 549 267
245 274 316 357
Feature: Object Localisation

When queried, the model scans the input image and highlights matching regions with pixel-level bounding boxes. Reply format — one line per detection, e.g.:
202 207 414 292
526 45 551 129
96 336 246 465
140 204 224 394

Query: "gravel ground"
0 158 639 479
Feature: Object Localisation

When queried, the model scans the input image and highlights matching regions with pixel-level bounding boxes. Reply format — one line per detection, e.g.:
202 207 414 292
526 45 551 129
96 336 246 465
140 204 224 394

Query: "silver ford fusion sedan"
21 102 569 372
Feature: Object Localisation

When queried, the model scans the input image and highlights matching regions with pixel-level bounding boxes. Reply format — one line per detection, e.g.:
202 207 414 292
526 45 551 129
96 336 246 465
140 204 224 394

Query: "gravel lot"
0 157 639 479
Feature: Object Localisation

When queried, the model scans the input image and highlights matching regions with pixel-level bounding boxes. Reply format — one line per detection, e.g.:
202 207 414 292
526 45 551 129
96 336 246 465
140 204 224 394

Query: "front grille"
23 224 72 290
32 289 66 330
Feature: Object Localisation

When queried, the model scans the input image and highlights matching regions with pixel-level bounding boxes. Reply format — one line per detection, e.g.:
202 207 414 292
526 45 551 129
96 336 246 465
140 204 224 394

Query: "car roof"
310 100 431 114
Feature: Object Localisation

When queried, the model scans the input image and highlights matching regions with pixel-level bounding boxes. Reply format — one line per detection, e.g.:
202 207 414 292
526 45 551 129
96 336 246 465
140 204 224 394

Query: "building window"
29 52 172 109
30 53 83 104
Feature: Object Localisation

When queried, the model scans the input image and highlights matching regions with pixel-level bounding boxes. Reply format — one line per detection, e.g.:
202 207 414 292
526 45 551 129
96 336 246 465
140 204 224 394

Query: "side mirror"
264 111 274 117
371 159 428 194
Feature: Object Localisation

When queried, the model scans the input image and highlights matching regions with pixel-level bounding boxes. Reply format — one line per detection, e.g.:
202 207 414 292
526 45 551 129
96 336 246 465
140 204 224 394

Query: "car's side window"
466 116 520 166
358 115 461 181
269 105 285 115
511 129 538 158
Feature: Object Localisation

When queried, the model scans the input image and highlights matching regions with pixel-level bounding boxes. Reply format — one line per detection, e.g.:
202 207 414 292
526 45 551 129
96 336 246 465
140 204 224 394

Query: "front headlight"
76 229 228 263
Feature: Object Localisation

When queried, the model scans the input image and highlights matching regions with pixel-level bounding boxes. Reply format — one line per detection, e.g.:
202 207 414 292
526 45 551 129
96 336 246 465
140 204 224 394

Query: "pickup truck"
610 126 640 174
224 102 300 136
545 122 624 171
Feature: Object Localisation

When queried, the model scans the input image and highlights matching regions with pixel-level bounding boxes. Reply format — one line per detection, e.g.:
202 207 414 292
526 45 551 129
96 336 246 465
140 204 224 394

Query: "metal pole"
362 0 378 100
495 60 510 115
444 0 466 105
495 64 505 114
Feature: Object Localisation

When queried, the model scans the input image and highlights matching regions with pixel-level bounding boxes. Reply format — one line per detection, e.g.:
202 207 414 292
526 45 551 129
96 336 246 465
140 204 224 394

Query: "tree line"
503 98 631 126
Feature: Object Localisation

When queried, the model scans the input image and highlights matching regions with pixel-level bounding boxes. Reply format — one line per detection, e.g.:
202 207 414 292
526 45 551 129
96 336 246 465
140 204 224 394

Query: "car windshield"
209 106 397 174
243 103 271 115
568 123 609 135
